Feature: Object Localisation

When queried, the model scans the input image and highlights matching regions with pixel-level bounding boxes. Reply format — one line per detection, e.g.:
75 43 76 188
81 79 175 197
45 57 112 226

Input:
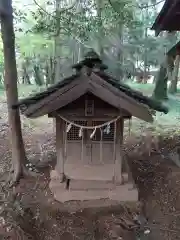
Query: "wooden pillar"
123 118 134 184
53 118 56 133
55 117 65 182
86 119 93 164
114 118 124 184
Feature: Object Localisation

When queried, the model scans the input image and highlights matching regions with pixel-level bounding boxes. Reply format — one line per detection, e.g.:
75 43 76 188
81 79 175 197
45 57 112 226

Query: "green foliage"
5 0 179 86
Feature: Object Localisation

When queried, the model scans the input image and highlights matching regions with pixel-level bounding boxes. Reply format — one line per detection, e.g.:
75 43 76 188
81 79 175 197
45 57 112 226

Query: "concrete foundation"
49 169 138 203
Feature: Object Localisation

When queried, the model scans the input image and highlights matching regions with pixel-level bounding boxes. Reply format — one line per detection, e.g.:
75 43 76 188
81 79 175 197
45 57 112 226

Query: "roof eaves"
151 0 169 29
12 74 79 109
95 71 168 114
167 40 180 57
151 0 173 35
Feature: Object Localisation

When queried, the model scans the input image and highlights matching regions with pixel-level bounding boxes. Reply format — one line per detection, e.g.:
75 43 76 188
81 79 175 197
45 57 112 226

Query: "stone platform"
49 170 138 203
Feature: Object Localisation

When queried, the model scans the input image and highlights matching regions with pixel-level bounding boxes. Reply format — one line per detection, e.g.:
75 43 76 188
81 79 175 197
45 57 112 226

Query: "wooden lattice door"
66 120 86 164
90 121 115 165
66 120 115 165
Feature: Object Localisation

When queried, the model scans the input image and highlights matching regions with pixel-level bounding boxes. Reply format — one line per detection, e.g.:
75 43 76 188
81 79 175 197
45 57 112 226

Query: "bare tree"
0 0 28 184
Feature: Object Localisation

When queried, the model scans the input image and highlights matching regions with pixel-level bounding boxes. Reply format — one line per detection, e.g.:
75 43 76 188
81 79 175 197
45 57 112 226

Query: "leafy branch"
138 0 165 9
32 0 90 47
33 0 77 15
108 0 165 13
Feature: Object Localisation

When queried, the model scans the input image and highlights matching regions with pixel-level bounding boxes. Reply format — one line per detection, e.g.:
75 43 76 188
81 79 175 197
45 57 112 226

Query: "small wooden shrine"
152 0 180 35
14 51 168 202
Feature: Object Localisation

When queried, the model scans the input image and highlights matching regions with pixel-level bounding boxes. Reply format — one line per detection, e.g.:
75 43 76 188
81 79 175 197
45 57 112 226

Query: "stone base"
52 185 138 203
49 170 138 203
70 179 116 190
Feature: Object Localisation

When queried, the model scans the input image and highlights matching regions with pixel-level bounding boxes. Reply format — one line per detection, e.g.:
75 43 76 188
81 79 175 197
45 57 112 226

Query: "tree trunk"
169 55 180 94
33 65 44 86
116 25 124 80
78 42 84 61
45 61 49 86
153 74 157 84
72 41 78 65
54 0 62 83
96 0 104 58
0 0 27 184
152 59 169 100
143 7 148 84
22 62 31 85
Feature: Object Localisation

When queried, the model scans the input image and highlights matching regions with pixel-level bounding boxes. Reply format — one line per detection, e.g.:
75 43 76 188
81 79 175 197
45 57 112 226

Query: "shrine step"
69 173 129 190
51 183 138 202
50 170 130 189
69 179 115 190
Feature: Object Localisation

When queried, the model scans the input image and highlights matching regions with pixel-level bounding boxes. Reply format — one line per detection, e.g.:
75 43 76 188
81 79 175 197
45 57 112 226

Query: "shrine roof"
152 0 180 35
13 51 168 122
167 40 180 57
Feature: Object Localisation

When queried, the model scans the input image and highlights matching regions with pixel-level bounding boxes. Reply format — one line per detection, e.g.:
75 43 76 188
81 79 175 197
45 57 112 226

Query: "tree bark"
33 65 44 86
78 42 84 61
96 0 104 58
22 60 31 85
152 59 168 100
143 6 148 84
116 25 124 80
54 0 62 83
45 61 50 86
152 32 177 100
169 55 180 94
0 0 27 184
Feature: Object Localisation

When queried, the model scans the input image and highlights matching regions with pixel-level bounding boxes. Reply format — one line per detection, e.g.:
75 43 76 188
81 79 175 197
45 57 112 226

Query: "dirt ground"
0 109 180 239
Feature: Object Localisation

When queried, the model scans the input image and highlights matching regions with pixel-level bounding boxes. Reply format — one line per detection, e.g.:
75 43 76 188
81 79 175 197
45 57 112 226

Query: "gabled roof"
167 40 180 57
152 0 180 35
13 51 168 123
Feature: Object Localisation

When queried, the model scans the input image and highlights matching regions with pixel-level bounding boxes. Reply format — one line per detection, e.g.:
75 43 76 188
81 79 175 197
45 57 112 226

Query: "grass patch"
0 84 45 100
126 81 155 96
123 82 180 136
17 84 46 98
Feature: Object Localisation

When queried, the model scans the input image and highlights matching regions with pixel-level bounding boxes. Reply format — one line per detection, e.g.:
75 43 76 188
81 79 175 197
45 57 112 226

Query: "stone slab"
50 180 138 203
69 179 116 190
64 164 115 181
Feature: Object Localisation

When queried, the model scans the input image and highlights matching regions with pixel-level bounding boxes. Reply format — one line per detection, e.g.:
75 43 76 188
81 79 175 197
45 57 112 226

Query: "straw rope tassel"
79 127 83 138
90 128 97 139
66 123 72 133
58 114 120 130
